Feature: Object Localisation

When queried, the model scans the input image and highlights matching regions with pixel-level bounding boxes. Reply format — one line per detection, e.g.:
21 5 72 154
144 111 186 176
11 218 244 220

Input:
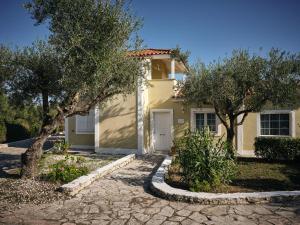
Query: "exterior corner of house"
94 106 100 148
64 117 69 143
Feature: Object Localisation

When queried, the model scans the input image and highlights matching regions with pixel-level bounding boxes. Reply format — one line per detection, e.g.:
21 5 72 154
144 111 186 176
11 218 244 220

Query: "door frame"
150 109 174 152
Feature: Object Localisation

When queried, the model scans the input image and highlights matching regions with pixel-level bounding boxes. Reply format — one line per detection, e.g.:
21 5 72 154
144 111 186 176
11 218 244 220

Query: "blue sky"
0 0 300 64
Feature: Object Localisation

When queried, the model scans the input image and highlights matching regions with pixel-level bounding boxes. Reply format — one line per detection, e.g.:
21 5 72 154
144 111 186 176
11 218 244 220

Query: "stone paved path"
0 155 300 225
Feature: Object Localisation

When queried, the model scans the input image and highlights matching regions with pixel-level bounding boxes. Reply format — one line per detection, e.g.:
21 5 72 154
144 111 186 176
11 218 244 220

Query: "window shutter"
76 109 95 133
87 110 95 132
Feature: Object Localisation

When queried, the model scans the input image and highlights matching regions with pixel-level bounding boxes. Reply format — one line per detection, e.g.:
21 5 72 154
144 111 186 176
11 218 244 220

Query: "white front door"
153 112 172 151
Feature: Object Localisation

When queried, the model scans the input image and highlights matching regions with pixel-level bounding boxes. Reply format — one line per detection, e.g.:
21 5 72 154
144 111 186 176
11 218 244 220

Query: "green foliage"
180 49 300 155
183 49 300 113
254 137 300 161
0 92 10 118
53 139 70 155
0 121 6 143
0 93 9 143
175 128 236 192
4 0 143 177
171 46 190 71
0 99 42 143
25 0 143 108
8 40 62 115
0 45 14 84
0 44 43 143
47 155 89 183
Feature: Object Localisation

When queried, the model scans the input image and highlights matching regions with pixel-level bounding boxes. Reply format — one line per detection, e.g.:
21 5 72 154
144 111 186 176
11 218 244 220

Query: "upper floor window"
260 113 290 136
191 108 220 135
76 110 95 134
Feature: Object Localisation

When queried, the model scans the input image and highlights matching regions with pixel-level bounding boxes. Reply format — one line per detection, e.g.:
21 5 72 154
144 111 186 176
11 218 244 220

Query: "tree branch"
236 112 248 126
236 109 252 116
214 105 228 129
65 90 118 118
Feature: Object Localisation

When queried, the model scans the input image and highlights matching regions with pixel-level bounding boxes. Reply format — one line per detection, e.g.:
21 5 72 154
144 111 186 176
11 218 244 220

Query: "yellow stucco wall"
296 109 300 137
147 80 189 138
66 55 300 153
99 94 137 149
242 108 300 152
151 59 169 79
67 116 94 146
67 80 300 153
242 113 258 151
146 80 226 150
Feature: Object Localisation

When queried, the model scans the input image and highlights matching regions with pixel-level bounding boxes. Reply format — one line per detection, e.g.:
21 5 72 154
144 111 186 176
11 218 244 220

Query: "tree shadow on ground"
278 162 300 187
110 154 164 194
0 153 21 179
6 138 54 149
231 178 300 192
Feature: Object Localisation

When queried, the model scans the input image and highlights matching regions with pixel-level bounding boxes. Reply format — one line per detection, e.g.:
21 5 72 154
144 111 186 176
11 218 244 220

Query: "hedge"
254 137 300 161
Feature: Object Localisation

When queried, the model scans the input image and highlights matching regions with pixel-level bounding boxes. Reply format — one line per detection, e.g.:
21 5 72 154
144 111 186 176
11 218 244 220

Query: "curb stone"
59 154 136 196
150 155 300 205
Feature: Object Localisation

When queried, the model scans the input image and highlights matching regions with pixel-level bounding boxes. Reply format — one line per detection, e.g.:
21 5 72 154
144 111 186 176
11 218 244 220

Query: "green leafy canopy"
16 0 145 178
180 49 300 155
25 0 144 116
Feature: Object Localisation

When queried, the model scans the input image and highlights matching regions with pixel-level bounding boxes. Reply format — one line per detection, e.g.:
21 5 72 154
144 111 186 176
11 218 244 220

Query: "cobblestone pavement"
0 155 300 225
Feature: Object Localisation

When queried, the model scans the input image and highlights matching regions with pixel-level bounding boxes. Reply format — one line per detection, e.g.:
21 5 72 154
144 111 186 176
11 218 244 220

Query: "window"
195 112 217 133
207 113 217 132
76 110 95 134
195 113 205 130
260 113 290 136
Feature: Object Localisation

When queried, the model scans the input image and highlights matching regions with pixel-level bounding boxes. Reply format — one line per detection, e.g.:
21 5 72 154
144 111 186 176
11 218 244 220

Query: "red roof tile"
127 48 172 57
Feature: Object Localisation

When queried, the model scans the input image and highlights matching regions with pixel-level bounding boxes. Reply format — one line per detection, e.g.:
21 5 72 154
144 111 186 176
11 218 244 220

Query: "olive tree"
180 49 300 157
0 46 14 142
8 40 62 119
17 0 143 178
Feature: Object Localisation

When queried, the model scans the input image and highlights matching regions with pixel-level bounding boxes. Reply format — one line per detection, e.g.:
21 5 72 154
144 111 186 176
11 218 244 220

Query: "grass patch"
167 158 300 193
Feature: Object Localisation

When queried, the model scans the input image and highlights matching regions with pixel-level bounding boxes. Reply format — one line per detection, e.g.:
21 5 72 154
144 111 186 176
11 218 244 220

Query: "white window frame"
76 109 95 134
257 110 295 137
190 108 222 136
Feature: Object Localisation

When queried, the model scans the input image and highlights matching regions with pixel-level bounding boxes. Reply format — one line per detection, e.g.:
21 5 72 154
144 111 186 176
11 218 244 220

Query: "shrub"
254 137 300 161
0 121 6 143
47 155 88 183
53 139 70 155
175 128 236 192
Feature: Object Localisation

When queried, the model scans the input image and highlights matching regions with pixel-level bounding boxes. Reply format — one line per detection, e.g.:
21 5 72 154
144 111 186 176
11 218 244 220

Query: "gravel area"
0 146 66 211
0 178 68 211
0 144 119 211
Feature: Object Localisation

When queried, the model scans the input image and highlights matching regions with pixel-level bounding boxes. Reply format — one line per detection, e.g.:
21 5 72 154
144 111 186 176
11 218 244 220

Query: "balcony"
145 56 187 108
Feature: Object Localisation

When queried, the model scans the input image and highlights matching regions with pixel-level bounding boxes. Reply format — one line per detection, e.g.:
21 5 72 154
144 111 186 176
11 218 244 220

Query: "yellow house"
64 49 300 156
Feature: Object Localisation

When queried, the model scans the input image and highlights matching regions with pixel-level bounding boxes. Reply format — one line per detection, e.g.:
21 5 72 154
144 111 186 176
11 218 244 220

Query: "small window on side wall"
260 113 290 136
195 112 217 133
76 110 95 134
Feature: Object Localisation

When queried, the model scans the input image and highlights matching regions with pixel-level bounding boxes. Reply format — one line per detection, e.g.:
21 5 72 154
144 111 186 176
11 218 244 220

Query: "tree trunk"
21 112 64 179
226 117 236 158
42 90 49 119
